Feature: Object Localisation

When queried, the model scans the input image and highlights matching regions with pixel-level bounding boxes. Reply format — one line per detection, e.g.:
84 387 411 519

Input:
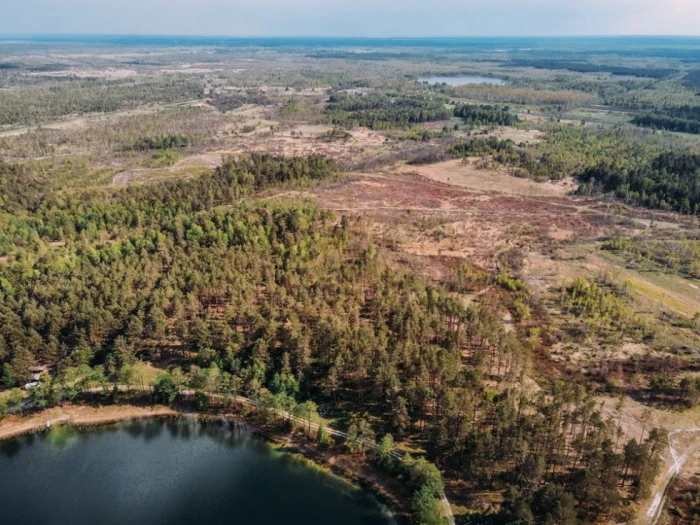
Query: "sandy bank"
0 404 177 441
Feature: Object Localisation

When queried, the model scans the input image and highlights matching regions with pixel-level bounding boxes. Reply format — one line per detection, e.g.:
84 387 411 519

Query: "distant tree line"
438 84 597 108
450 137 516 158
453 103 519 126
451 126 665 182
0 153 338 255
306 51 415 61
578 151 700 213
126 134 192 152
208 91 272 112
682 69 700 89
325 92 452 130
633 106 700 134
509 59 677 79
0 77 204 126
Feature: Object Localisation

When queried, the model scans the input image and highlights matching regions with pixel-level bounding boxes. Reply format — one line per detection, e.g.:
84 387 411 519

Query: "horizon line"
2 33 700 40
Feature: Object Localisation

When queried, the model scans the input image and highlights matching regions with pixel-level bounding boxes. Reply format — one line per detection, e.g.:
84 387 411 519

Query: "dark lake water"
419 75 506 86
0 418 396 525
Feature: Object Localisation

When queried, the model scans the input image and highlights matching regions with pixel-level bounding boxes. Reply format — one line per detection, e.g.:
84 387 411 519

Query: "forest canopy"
578 151 700 213
633 106 700 134
0 77 204 126
453 103 519 126
0 151 667 524
325 92 452 130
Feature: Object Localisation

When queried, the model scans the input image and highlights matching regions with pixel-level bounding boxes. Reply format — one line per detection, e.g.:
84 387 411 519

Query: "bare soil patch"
310 169 596 268
394 159 573 197
517 112 547 123
0 404 177 441
27 68 140 79
493 127 544 144
111 125 395 183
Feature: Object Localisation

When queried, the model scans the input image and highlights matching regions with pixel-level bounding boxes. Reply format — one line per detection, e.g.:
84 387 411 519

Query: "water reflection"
0 437 21 458
420 75 506 86
124 418 164 441
0 418 396 525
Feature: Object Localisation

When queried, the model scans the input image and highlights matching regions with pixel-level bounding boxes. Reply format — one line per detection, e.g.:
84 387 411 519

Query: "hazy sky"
2 0 700 37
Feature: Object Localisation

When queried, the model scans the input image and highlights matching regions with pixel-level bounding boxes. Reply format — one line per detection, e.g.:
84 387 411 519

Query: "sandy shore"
0 404 178 441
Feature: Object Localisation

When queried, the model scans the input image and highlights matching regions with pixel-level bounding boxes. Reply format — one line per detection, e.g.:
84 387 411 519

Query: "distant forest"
0 78 204 126
579 152 700 213
453 104 519 126
633 106 700 134
325 92 451 129
508 59 677 79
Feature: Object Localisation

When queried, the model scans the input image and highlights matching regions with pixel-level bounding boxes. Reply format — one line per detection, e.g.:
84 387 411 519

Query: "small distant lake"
419 75 506 86
0 419 396 525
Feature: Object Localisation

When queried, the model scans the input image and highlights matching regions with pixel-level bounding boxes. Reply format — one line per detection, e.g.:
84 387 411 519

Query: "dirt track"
647 427 700 525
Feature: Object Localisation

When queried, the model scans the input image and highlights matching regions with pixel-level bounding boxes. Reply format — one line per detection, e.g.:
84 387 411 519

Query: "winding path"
648 427 700 525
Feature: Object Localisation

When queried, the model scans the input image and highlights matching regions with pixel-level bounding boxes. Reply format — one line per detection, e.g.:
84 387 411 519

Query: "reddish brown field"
310 167 606 268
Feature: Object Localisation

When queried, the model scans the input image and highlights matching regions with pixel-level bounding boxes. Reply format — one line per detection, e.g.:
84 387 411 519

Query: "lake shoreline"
0 400 411 525
419 74 506 86
0 403 179 441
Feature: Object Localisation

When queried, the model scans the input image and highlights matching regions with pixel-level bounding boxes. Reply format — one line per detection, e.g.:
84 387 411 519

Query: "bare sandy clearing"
349 129 387 146
174 152 227 169
279 124 334 138
160 65 243 75
547 225 575 240
108 124 393 182
493 127 544 144
0 404 177 441
27 68 140 79
517 112 547 123
394 159 573 197
112 169 143 184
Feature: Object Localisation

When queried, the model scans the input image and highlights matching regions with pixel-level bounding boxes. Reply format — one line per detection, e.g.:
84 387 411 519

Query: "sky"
2 0 700 37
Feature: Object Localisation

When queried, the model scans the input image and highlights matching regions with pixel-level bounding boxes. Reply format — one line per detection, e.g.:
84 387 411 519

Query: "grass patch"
626 277 697 316
562 108 633 126
598 250 700 316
